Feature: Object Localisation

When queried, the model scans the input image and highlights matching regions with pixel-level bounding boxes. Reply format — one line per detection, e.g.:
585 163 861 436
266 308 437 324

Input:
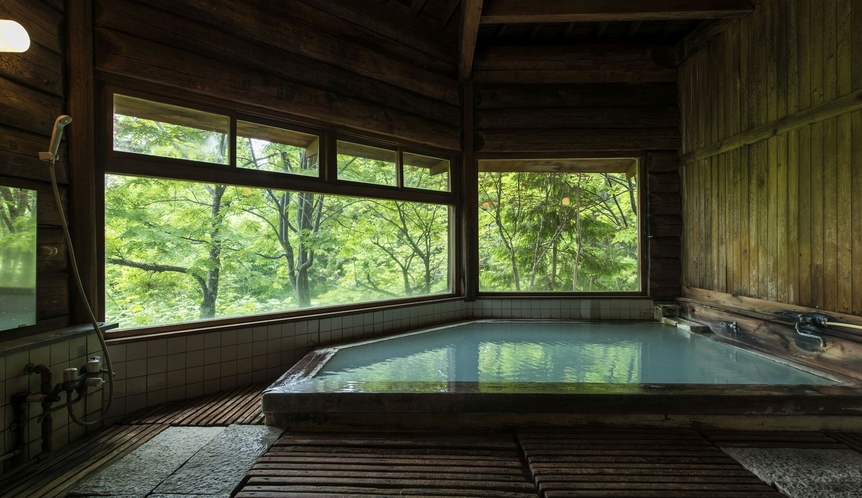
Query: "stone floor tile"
68 427 224 497
151 425 282 496
723 447 862 498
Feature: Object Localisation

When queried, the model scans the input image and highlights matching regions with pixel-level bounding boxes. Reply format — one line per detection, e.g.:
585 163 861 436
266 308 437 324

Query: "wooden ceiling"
383 0 757 81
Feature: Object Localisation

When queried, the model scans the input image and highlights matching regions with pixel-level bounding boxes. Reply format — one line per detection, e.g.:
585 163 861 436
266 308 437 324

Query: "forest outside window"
478 158 641 293
104 92 455 330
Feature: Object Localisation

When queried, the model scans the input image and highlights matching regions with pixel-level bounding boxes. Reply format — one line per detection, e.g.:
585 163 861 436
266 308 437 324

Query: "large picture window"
478 158 641 293
105 92 455 330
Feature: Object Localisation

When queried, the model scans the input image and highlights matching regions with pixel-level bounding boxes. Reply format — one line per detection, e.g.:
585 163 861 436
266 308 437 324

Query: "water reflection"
307 322 834 393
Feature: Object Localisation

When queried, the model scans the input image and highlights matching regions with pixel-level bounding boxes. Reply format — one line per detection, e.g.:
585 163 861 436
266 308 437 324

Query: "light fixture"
0 20 31 52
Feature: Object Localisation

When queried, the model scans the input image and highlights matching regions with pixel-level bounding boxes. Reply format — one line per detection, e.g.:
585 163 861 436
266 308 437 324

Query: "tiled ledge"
0 323 117 358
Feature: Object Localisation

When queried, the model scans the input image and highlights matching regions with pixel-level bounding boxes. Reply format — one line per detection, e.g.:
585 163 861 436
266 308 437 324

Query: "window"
237 121 319 177
113 94 230 164
0 185 36 331
337 140 397 186
403 152 449 192
478 158 641 293
104 92 455 330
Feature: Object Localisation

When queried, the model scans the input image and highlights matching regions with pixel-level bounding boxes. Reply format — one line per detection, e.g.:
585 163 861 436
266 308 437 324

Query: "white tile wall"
1 333 104 473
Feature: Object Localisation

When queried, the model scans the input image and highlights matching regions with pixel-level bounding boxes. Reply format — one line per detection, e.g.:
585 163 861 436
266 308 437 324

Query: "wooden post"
66 0 99 321
461 80 478 300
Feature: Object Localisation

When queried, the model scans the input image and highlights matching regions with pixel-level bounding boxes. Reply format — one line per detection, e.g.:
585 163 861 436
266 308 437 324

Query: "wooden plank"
239 432 535 498
476 83 678 109
474 44 677 84
296 0 456 66
853 111 862 315
738 17 750 296
675 18 737 66
94 30 460 151
0 40 64 97
137 0 458 105
476 107 680 130
439 0 461 29
822 0 839 312
850 111 862 315
475 128 680 153
238 487 535 497
682 286 862 330
459 0 483 82
95 1 460 128
837 0 853 314
0 126 68 183
480 0 755 24
0 76 64 136
680 88 862 166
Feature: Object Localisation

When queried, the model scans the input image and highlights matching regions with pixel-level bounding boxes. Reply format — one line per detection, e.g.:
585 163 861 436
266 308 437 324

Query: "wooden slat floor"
518 430 783 498
237 432 538 498
121 381 268 426
5 380 862 498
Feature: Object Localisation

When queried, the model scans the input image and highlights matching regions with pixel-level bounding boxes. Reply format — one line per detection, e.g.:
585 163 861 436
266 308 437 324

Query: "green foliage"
478 172 639 292
0 187 37 288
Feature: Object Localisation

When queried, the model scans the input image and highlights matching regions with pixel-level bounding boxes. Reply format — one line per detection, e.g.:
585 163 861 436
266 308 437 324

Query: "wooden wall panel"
92 0 461 151
0 0 70 326
680 0 862 316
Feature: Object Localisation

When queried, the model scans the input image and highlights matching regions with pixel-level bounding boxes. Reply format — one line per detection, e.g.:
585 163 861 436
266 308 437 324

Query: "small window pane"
237 121 319 177
113 94 230 164
0 186 37 331
403 152 450 192
337 141 397 186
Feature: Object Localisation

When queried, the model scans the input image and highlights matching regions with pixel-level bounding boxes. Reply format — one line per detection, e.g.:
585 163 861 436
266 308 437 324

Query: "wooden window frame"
98 85 461 337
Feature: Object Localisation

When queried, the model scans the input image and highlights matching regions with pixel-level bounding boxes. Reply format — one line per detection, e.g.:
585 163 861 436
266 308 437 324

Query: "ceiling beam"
480 0 755 24
411 0 429 18
459 0 484 82
438 0 461 29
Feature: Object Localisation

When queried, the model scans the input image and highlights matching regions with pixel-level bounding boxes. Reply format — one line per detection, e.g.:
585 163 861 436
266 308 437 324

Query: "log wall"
92 0 461 151
679 0 862 317
473 58 682 299
0 0 70 327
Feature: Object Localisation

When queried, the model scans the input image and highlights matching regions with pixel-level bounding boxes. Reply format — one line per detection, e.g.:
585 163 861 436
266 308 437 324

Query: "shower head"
39 115 72 162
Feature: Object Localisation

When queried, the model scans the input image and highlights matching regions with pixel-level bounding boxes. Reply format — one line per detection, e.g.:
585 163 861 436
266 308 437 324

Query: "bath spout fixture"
719 321 739 334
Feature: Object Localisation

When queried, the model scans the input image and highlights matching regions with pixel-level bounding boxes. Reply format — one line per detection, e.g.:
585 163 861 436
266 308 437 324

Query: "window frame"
98 85 460 337
474 154 648 298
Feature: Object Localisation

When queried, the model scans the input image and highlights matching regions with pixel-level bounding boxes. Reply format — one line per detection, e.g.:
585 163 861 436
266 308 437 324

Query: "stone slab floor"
66 425 282 498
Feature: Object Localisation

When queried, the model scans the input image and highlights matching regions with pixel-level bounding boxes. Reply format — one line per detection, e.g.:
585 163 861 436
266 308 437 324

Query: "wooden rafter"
439 0 461 29
480 0 755 24
411 0 429 18
459 0 483 82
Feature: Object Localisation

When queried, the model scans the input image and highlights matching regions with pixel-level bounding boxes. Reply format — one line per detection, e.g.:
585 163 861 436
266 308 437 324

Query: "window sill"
104 294 463 342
